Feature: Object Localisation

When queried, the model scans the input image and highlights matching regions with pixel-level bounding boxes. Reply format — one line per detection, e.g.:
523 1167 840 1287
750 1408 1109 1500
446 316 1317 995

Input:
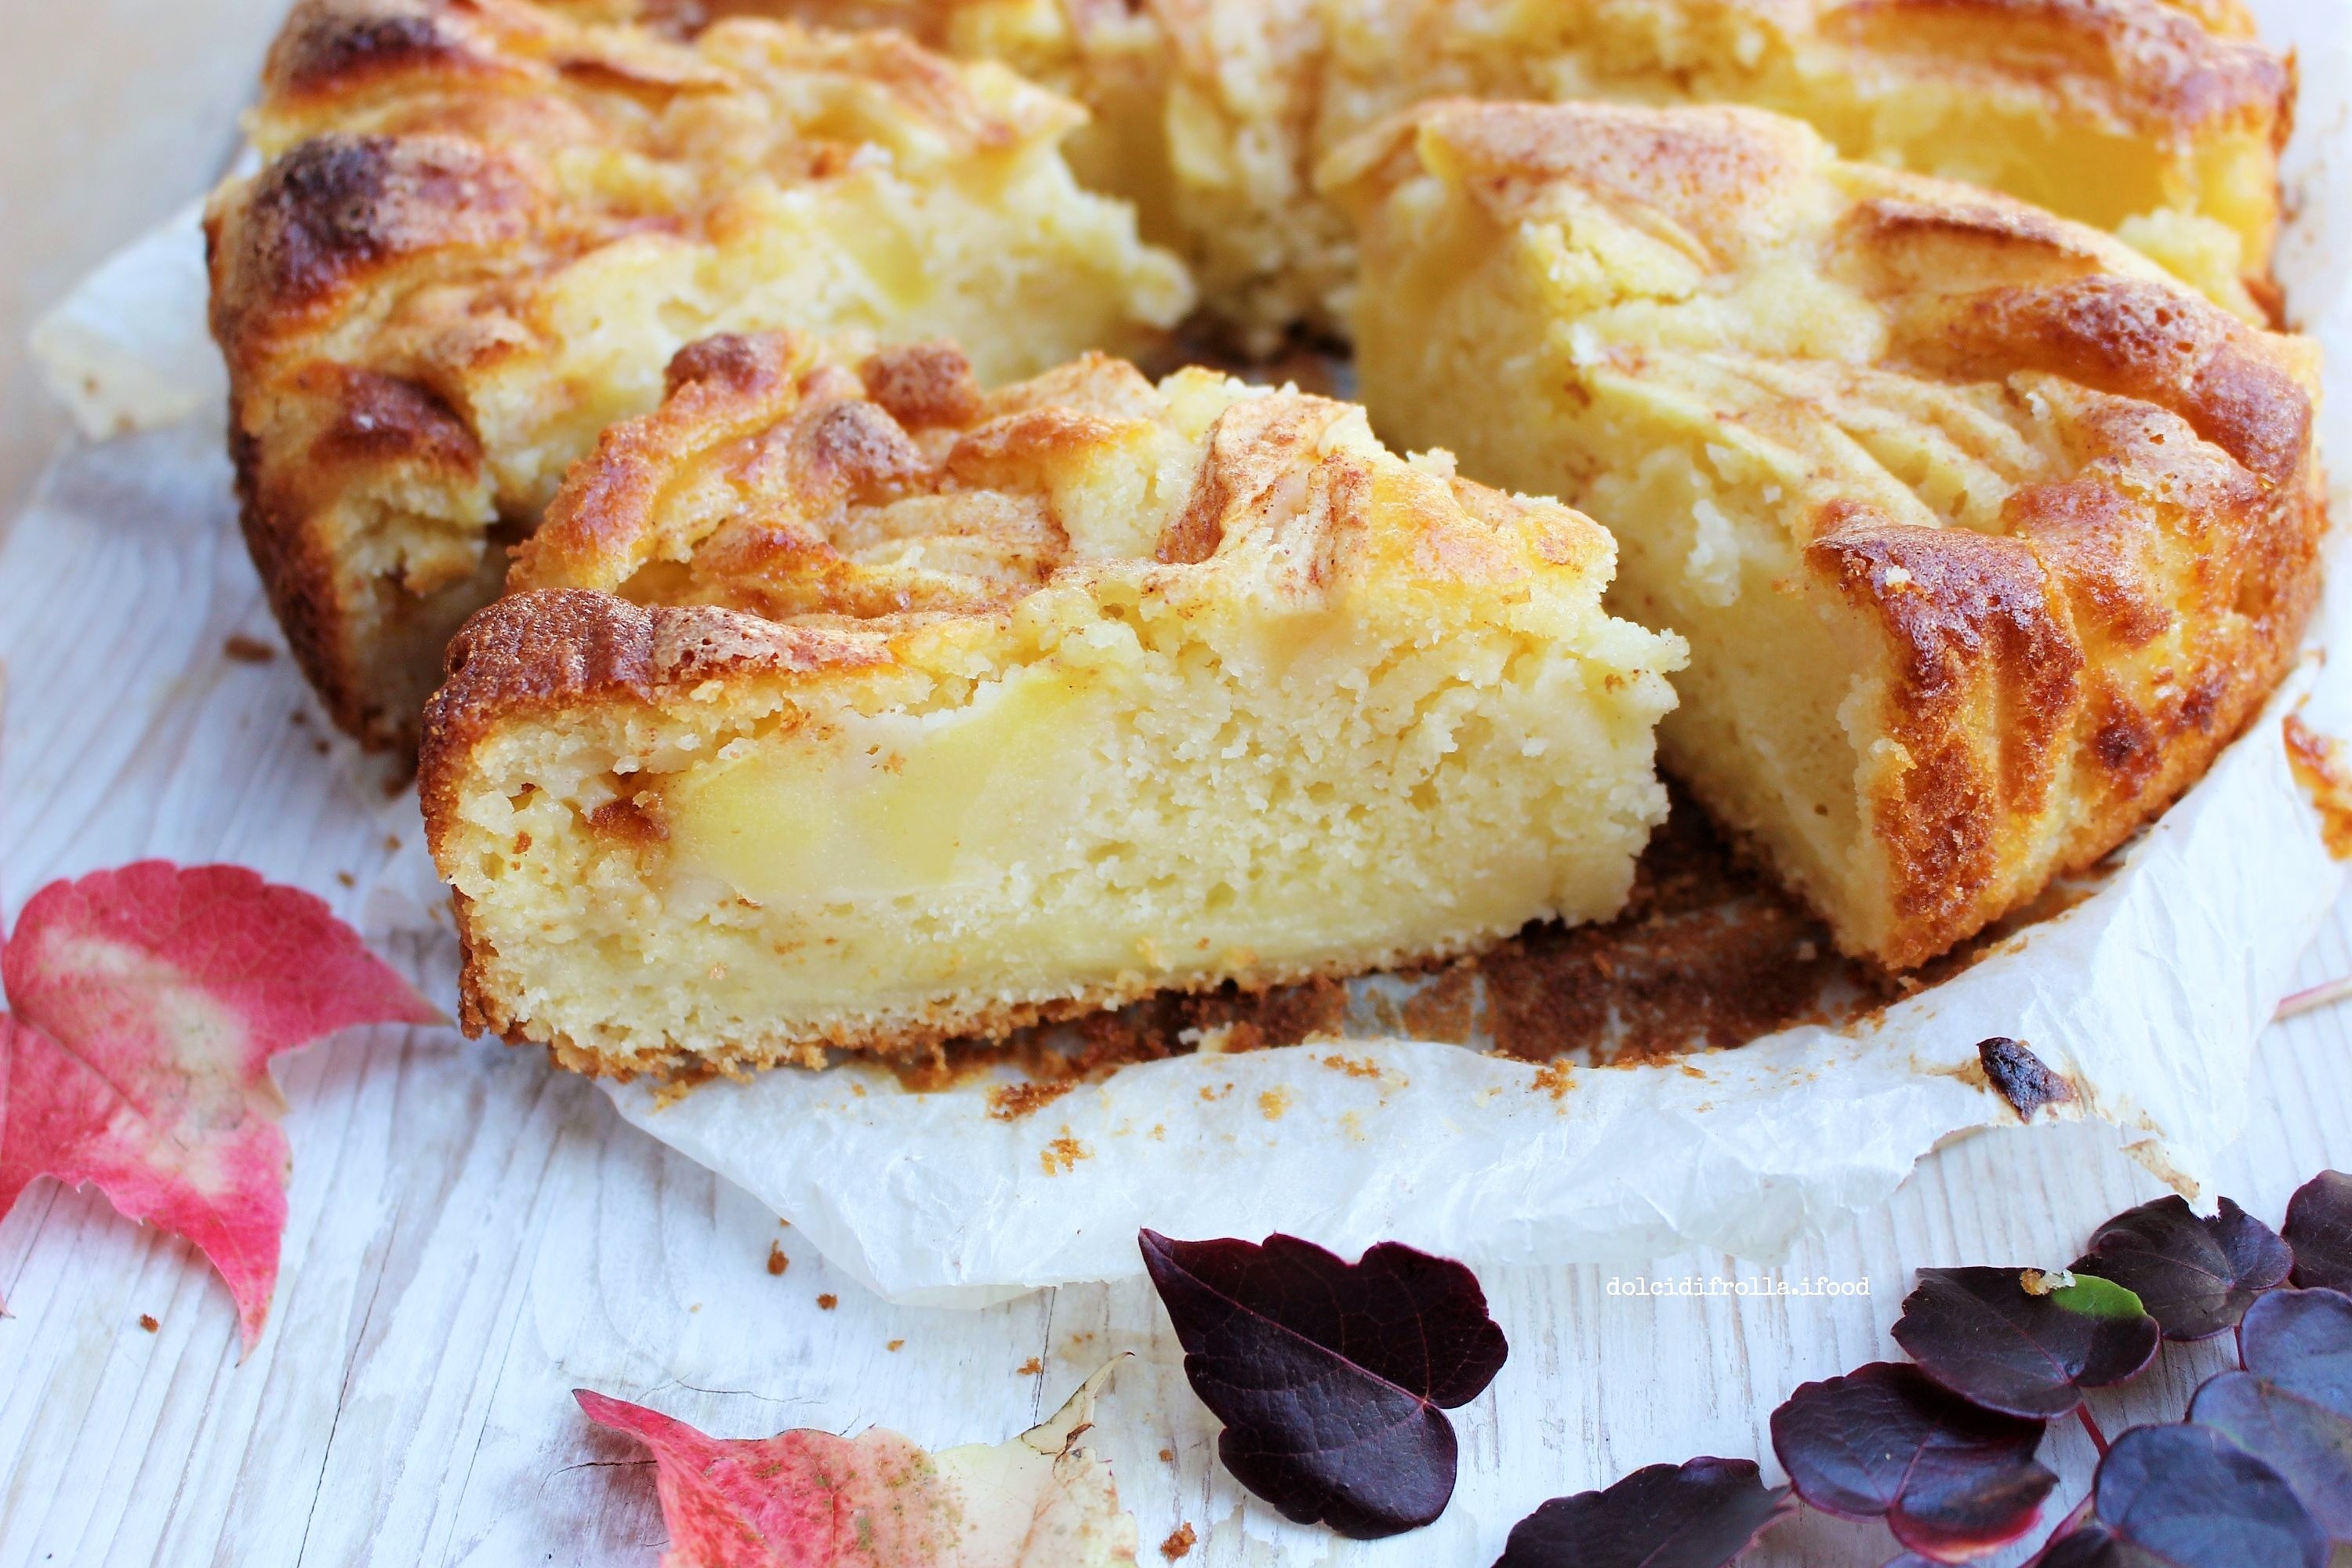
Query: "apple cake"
766 0 2289 342
1336 100 2323 970
419 332 1686 1073
208 0 1192 750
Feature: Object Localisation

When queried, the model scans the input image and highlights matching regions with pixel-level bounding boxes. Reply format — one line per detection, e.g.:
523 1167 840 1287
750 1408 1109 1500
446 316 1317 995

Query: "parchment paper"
32 0 2352 1306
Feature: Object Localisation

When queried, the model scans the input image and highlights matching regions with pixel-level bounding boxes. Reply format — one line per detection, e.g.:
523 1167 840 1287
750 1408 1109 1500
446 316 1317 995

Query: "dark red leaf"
1491 1457 1791 1568
1892 1269 2160 1418
1769 1362 2055 1562
2282 1171 2352 1291
1138 1230 1507 1538
2027 1424 2325 1567
2188 1288 2352 1539
2071 1196 2292 1341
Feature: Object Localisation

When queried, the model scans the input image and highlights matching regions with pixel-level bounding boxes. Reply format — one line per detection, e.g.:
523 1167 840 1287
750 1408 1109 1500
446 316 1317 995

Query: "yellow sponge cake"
419 332 1685 1074
208 0 1191 749
1337 101 2322 969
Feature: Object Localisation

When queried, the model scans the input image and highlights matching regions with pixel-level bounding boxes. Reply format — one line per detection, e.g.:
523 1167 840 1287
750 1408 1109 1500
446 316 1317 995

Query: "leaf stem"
2274 972 2352 1020
2075 1405 2109 1458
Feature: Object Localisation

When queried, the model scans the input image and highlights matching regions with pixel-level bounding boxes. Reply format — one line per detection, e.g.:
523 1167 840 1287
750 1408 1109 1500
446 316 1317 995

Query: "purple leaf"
1492 1457 1792 1568
1893 1269 2160 1418
1138 1230 1508 1538
2071 1196 2292 1341
2282 1171 2352 1291
1769 1362 2055 1562
2027 1423 2325 1567
2188 1288 2352 1539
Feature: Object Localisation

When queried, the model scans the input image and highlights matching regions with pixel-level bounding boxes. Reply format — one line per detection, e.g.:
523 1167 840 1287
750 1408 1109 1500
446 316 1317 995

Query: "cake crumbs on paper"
1257 1087 1291 1121
1017 1357 1042 1376
336 871 356 887
1157 1448 1174 1463
817 1294 838 1310
222 633 276 663
886 1339 905 1352
1530 1059 1577 1101
137 1314 158 1333
1160 1523 1196 1559
1199 1082 1233 1103
766 1242 789 1276
988 1080 1076 1121
1040 1127 1091 1174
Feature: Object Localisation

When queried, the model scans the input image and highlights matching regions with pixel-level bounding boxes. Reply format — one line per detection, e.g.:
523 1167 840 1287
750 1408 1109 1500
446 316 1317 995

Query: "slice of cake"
208 0 1192 750
419 332 1685 1074
1336 100 2323 970
768 0 2288 341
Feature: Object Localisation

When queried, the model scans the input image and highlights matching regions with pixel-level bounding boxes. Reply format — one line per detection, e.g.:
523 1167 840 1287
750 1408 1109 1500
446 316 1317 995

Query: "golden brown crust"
1816 0 2288 141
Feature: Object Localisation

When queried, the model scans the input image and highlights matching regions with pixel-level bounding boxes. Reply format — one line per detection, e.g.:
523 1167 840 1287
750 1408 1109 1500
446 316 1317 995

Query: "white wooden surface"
2 423 2350 1568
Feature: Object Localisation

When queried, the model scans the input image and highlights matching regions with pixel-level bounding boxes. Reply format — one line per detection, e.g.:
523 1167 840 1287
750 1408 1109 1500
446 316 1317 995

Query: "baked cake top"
214 0 1102 361
1332 97 2317 523
508 328 1624 622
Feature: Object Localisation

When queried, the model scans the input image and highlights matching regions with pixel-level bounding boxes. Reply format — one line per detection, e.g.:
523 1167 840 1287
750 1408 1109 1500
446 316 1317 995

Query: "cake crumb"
766 1242 789 1276
1158 1448 1174 1463
336 871 356 888
1016 1357 1042 1376
887 1338 905 1352
223 634 276 663
817 1294 838 1310
1257 1087 1291 1121
1160 1523 1196 1559
138 1314 159 1333
988 1080 1076 1121
1040 1127 1091 1175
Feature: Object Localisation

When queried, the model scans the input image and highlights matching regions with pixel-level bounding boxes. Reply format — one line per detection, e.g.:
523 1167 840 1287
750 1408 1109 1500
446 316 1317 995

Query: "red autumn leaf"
0 862 437 1350
577 1361 1138 1566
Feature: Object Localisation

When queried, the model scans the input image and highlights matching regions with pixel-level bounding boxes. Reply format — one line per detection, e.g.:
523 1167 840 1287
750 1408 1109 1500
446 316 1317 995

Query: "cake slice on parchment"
206 0 1191 751
1334 100 2324 971
419 332 1685 1075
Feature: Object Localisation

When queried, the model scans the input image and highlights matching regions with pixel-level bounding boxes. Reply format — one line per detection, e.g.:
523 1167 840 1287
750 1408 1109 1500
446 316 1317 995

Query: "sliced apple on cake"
1336 100 2323 969
420 332 1685 1074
